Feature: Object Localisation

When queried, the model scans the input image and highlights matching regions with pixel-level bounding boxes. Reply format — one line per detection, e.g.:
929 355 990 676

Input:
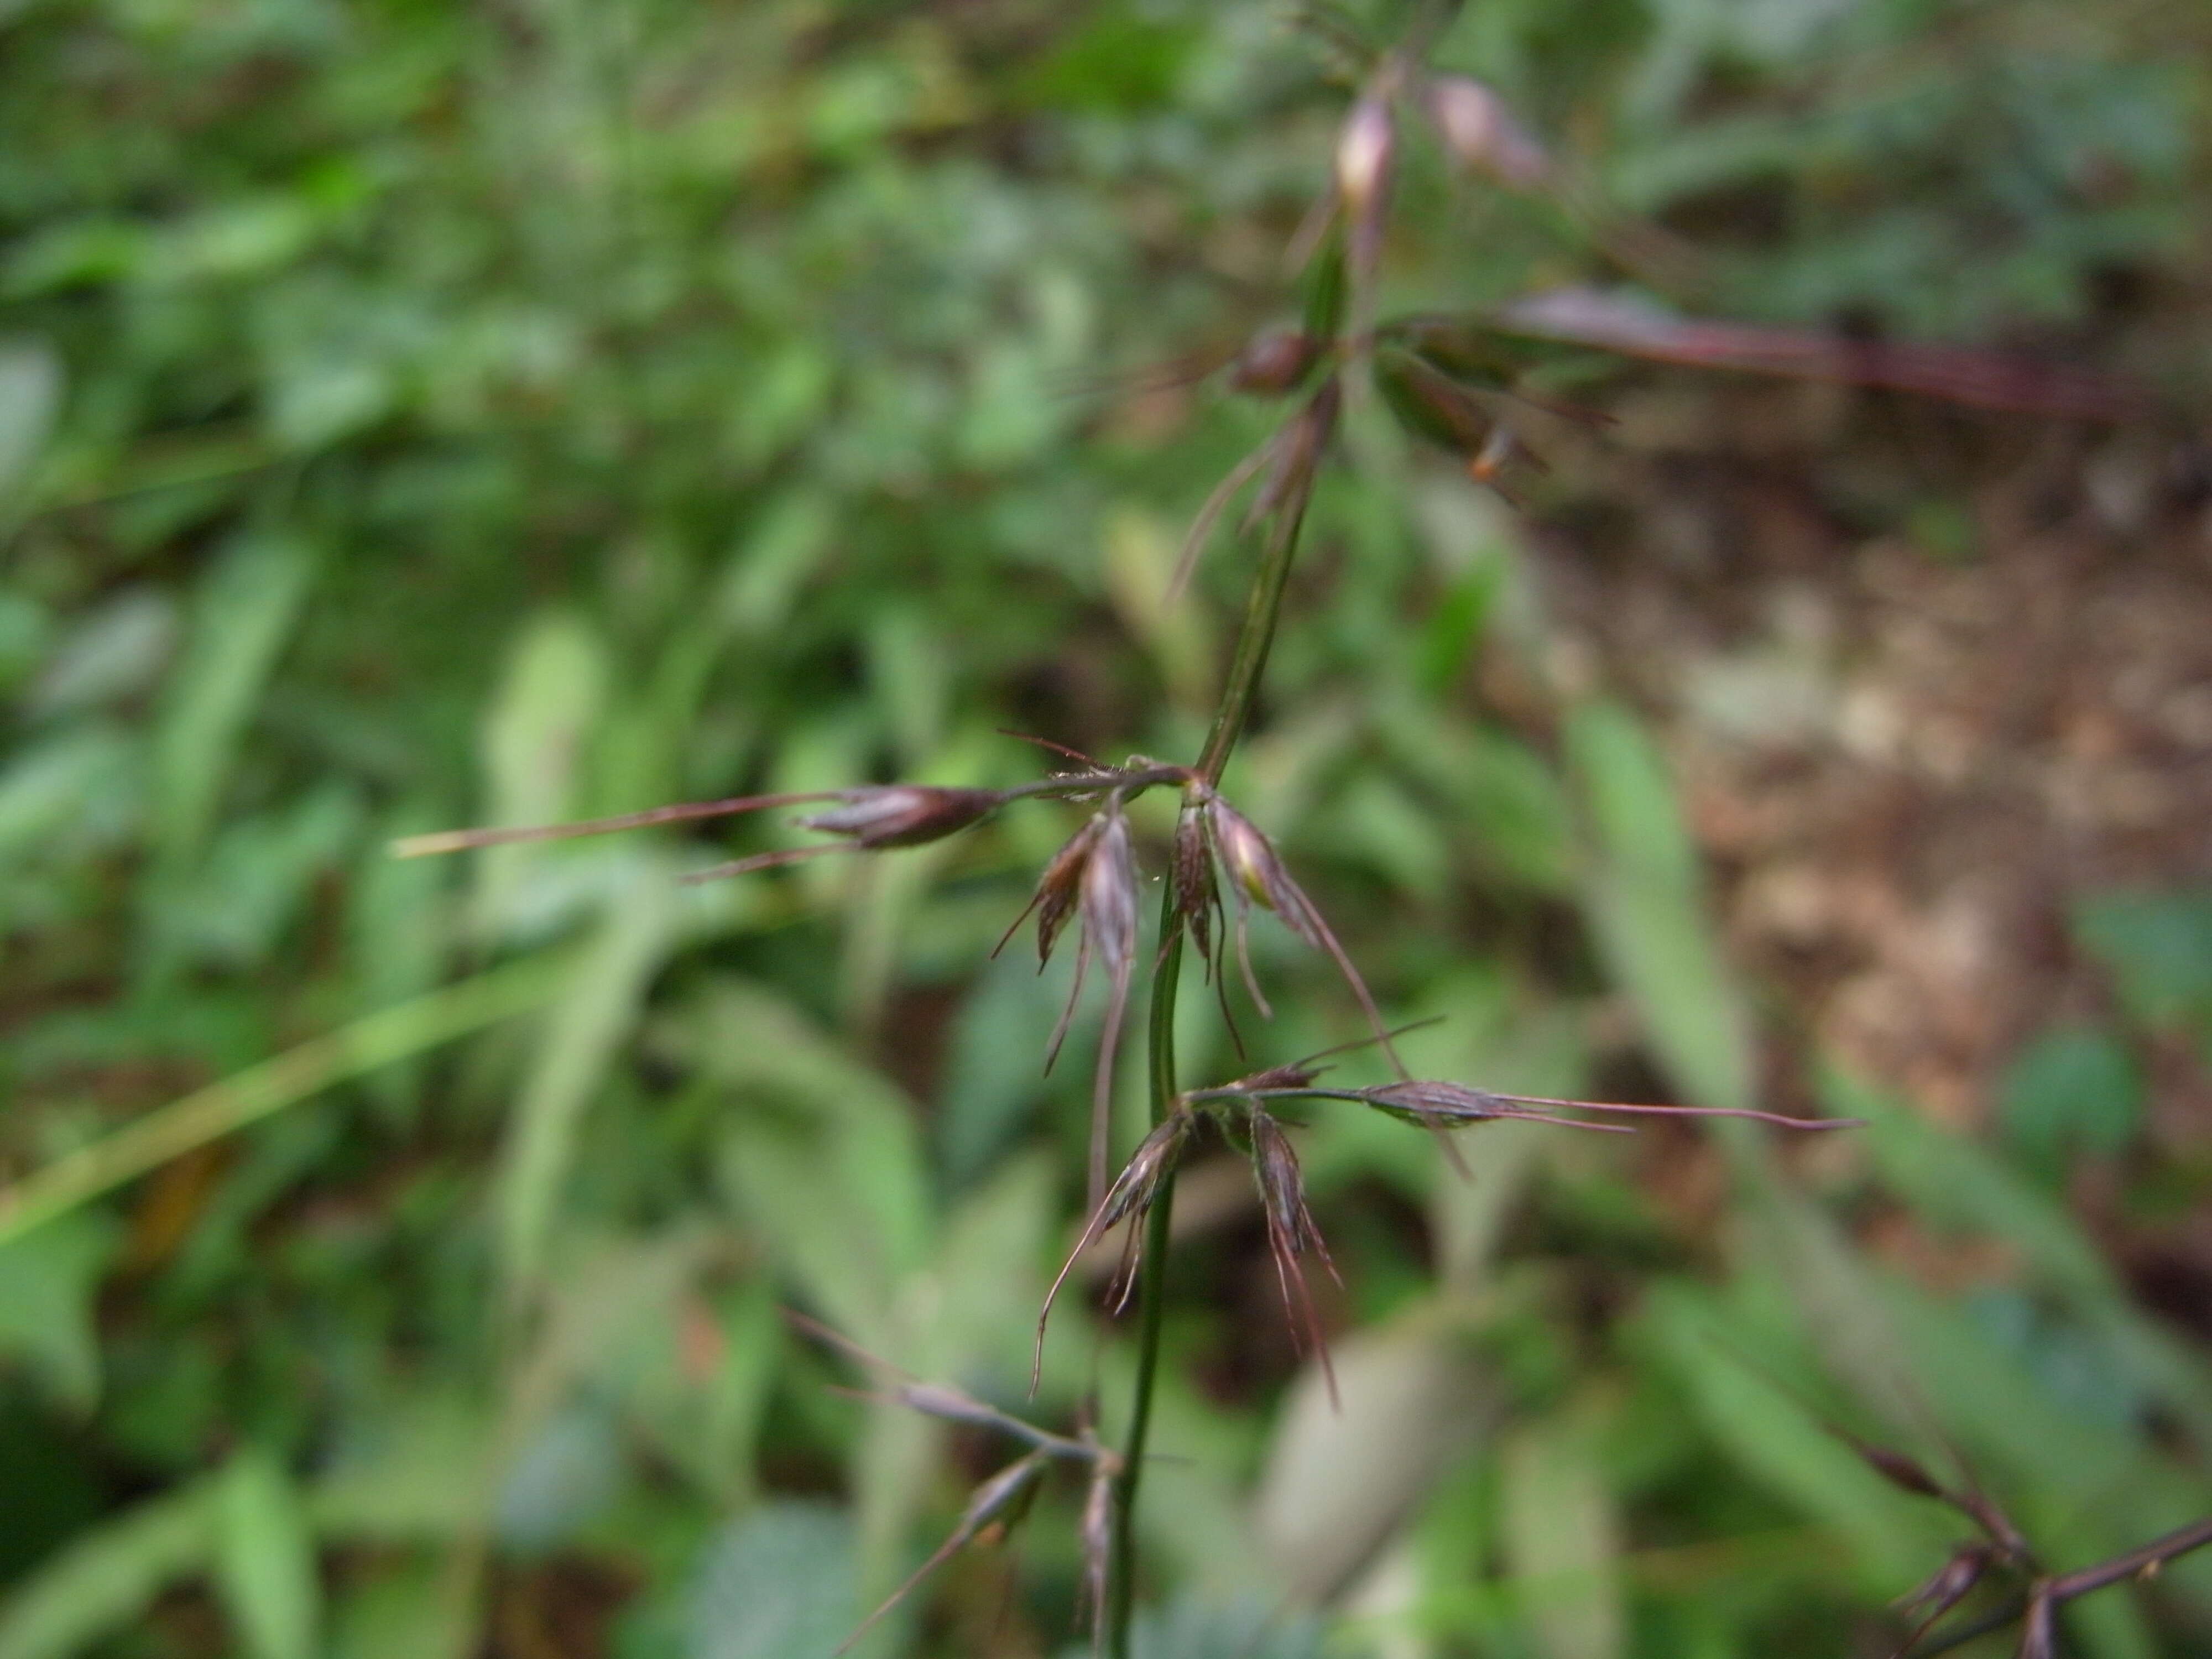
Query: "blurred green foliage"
1 1 2208 1656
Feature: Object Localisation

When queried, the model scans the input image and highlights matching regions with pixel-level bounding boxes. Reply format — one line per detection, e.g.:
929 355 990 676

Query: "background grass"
2 1 2210 1655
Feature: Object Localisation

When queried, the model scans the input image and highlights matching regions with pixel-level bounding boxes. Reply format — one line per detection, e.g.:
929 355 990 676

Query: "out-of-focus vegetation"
1 2 2209 1657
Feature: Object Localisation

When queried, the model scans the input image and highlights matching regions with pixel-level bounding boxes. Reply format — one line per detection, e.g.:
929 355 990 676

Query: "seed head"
791 1311 1118 1656
1102 1109 1193 1297
966 1451 1049 1535
1334 92 1394 354
1859 1444 1948 1502
1892 1541 1996 1652
837 1450 1051 1656
796 784 1001 848
1358 1078 1854 1135
1190 1022 1440 1104
999 813 1104 969
1077 807 1140 1209
1420 75 1551 189
1229 1060 1326 1094
1196 792 1408 1079
1468 424 1523 492
1362 1079 1510 1128
1170 804 1221 967
893 1382 1020 1434
993 802 1144 1209
1248 1109 1340 1407
1334 93 1395 221
1374 348 1494 457
1035 1109 1196 1391
1227 328 1322 398
1079 809 1139 988
1905 1548 1992 1616
1206 799 1318 943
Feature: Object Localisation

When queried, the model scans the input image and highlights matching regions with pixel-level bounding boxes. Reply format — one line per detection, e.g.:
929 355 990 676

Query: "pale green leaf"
864 606 951 770
214 1450 321 1659
347 802 452 1122
1830 1070 2212 1449
2073 889 2212 1034
1566 701 1753 1113
692 980 932 1348
714 490 836 639
470 611 611 932
495 874 681 1301
687 1501 857 1659
0 730 139 875
936 948 1063 1187
1255 1321 1488 1601
23 591 174 719
694 1279 781 1505
1877 1276 2212 1602
1501 1411 1624 1659
0 339 61 505
2000 1026 2143 1170
150 782 363 971
0 1213 118 1412
150 533 315 869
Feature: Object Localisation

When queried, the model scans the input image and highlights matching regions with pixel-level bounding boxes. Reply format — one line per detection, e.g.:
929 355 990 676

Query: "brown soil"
1525 374 2212 1317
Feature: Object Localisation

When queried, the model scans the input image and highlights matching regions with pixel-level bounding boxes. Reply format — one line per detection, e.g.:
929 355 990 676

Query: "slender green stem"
1108 918 1183 1653
1107 456 1321 1658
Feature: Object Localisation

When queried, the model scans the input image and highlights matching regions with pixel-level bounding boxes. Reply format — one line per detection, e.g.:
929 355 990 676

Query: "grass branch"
1903 1517 2212 1659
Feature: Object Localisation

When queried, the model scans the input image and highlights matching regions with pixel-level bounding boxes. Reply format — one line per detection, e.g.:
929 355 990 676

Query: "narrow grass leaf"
0 1213 118 1411
1643 1282 1948 1591
0 729 139 868
0 339 61 505
1501 1413 1624 1659
470 611 609 930
0 956 567 1248
150 533 314 870
214 1450 320 1659
693 980 933 1350
1566 701 1754 1117
495 875 678 1302
1826 1067 2212 1444
0 1478 220 1659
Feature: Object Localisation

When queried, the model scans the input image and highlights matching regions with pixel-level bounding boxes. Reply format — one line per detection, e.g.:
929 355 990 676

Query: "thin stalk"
2051 1515 2212 1599
1108 915 1182 1653
1196 497 1313 787
1108 481 1318 1658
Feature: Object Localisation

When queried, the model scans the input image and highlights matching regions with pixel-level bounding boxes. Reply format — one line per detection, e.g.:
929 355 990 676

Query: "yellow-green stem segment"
0 956 567 1248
